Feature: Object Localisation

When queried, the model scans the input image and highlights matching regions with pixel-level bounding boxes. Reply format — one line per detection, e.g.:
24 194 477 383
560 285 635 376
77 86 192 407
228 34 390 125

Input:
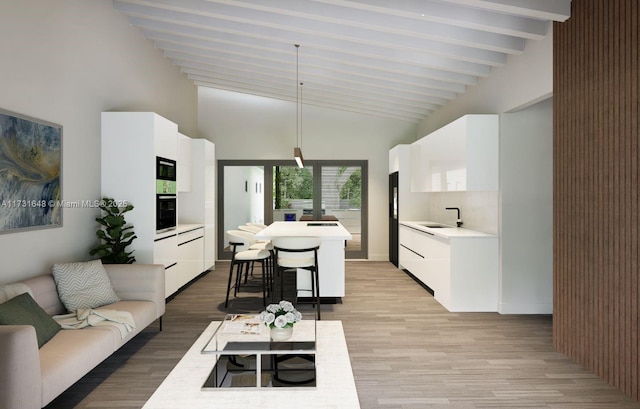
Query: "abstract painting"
0 109 62 233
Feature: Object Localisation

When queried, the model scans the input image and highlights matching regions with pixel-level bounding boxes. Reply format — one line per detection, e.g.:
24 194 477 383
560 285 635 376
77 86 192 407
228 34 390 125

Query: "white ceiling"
114 0 571 123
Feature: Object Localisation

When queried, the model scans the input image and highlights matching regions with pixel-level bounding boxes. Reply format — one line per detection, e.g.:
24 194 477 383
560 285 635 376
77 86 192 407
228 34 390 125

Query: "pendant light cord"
300 81 303 150
295 44 300 148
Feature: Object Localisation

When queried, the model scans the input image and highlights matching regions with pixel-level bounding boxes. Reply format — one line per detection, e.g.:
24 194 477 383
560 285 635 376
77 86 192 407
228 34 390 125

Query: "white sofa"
0 263 165 409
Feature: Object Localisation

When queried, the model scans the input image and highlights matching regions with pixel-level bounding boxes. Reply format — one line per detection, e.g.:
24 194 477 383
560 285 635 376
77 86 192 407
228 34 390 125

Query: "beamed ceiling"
114 0 571 123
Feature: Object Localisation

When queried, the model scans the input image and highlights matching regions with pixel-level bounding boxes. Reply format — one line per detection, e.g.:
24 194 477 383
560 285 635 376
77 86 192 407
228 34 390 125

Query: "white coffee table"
143 320 360 409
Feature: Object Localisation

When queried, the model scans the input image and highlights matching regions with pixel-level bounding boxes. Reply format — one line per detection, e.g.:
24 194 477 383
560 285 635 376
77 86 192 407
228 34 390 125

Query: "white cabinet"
153 233 179 297
177 227 204 285
177 133 192 192
178 138 216 271
399 223 498 312
442 237 498 312
102 112 179 296
399 225 449 293
389 145 429 221
101 112 178 256
410 114 499 192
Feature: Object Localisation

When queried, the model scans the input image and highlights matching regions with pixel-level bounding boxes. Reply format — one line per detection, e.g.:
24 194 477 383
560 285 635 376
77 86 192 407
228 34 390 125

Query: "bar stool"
272 237 322 320
225 230 271 308
247 222 268 229
233 229 274 283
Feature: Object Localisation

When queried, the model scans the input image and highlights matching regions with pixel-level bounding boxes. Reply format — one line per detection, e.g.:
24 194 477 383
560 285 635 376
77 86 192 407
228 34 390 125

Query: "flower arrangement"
259 300 302 329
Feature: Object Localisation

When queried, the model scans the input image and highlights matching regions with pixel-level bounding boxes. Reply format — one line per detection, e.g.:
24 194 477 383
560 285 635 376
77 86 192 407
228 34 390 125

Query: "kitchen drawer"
153 234 178 268
178 227 204 244
413 229 448 258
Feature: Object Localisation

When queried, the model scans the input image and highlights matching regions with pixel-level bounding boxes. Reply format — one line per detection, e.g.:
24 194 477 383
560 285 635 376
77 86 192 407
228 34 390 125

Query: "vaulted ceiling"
113 0 571 123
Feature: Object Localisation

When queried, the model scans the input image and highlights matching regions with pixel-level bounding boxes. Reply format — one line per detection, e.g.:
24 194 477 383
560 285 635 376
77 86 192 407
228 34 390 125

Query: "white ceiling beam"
188 74 434 119
181 67 442 114
232 0 549 39
190 75 429 121
182 66 442 112
192 79 426 122
158 41 467 94
175 58 452 105
149 33 477 87
129 17 494 77
148 31 479 86
193 0 529 52
114 1 517 60
436 0 571 22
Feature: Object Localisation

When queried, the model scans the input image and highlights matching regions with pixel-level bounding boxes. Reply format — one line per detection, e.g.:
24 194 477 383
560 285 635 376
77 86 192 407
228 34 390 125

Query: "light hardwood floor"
45 261 640 409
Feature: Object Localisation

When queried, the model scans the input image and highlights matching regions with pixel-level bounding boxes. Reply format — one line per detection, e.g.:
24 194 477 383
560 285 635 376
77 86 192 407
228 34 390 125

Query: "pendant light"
294 44 304 168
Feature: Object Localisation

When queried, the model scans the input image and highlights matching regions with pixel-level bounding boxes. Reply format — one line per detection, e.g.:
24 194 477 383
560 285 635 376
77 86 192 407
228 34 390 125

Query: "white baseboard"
367 253 389 261
498 302 552 315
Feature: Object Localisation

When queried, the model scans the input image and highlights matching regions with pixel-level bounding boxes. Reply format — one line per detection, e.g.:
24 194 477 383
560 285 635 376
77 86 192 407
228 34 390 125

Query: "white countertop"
255 221 352 241
177 223 204 234
400 221 496 239
154 224 204 240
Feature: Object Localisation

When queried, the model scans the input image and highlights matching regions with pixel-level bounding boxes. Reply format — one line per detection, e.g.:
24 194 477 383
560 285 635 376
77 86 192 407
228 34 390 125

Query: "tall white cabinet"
178 138 216 272
101 112 214 298
389 145 430 220
101 112 178 268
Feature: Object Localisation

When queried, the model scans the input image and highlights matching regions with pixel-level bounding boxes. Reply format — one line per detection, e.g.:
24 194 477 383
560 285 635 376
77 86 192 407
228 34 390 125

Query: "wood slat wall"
553 0 639 401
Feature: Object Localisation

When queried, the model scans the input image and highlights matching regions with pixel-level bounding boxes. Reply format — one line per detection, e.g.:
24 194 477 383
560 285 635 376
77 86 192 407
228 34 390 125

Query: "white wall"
499 98 553 314
428 191 499 235
198 87 417 260
223 165 265 241
0 0 197 284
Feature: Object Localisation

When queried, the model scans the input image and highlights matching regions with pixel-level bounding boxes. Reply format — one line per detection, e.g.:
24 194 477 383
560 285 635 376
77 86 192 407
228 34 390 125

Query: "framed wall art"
0 108 62 233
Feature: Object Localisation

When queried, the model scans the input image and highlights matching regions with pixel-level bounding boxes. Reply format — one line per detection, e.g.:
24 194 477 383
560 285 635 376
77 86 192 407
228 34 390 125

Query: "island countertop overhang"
254 221 353 241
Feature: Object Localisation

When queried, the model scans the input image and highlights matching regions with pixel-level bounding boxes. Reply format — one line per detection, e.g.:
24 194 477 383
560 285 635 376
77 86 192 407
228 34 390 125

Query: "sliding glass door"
218 160 367 259
272 165 314 222
320 166 362 253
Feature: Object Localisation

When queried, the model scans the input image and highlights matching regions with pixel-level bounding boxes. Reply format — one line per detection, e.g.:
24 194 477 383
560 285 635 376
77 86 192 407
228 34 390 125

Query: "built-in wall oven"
156 156 177 232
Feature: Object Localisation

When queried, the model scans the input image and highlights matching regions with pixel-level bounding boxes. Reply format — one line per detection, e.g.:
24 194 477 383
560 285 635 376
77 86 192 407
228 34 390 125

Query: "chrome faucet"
446 207 463 227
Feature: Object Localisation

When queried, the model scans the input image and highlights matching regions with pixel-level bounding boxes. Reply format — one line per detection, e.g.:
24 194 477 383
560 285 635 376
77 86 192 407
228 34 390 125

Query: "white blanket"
54 308 136 339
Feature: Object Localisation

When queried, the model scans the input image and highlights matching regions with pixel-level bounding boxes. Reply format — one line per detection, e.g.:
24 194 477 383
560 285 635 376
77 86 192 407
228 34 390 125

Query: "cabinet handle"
400 244 425 258
178 236 204 246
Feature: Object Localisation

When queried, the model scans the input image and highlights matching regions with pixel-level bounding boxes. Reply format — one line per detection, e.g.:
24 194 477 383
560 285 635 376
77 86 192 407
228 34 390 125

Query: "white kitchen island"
255 221 352 299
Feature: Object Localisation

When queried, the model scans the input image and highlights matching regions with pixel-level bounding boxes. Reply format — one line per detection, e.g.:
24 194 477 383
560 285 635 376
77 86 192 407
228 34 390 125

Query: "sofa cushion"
0 293 61 348
39 327 117 406
0 283 33 303
90 300 158 348
52 260 120 312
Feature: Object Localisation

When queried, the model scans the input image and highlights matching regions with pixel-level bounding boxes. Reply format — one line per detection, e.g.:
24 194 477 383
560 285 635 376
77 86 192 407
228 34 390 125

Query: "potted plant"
90 198 137 264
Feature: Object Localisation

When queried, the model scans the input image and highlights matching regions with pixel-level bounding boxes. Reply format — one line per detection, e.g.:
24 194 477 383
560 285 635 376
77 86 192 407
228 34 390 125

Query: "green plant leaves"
90 197 137 264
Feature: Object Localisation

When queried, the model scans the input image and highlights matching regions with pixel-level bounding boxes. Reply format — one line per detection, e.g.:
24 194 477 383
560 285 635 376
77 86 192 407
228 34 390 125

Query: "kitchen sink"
420 224 446 228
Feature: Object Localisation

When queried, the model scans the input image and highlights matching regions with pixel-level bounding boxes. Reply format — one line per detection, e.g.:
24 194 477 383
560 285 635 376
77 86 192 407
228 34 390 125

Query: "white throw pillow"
0 283 34 304
52 260 120 312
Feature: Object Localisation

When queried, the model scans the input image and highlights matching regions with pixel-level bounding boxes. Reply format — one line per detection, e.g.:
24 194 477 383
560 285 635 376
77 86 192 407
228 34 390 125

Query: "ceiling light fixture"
294 44 304 168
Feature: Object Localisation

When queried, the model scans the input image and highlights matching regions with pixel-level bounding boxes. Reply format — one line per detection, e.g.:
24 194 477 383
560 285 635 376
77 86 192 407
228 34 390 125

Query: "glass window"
218 160 367 260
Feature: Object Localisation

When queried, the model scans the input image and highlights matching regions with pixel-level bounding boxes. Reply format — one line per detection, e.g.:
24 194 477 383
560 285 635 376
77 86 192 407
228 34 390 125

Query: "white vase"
270 326 293 341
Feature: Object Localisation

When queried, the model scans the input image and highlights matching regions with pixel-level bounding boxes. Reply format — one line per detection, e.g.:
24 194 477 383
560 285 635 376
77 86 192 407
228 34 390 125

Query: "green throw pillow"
0 292 61 348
